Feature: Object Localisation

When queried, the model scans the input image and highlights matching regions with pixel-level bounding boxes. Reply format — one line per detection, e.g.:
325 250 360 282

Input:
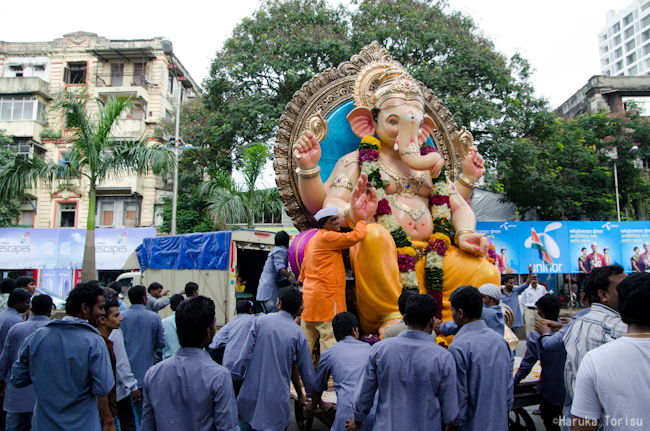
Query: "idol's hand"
461 145 485 183
350 172 378 222
458 232 489 256
293 130 321 170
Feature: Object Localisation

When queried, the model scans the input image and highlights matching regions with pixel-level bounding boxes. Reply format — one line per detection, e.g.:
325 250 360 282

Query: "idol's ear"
347 107 377 138
420 114 437 143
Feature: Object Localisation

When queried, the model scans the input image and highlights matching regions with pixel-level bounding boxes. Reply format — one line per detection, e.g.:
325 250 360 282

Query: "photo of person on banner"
631 247 641 272
585 242 606 273
640 241 650 272
578 247 588 273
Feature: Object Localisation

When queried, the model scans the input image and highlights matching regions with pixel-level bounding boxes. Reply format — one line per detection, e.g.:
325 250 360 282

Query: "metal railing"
94 73 151 92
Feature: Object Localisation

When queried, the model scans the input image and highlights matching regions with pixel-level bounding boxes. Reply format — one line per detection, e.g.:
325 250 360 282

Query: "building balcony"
94 73 151 102
0 77 51 100
111 118 147 140
0 120 45 140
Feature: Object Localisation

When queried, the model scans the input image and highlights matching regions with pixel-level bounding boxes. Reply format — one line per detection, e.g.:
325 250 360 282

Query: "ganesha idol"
274 43 500 336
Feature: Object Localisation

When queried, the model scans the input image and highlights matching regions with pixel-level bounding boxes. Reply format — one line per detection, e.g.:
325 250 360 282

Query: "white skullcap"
479 283 501 303
314 207 338 221
592 242 598 246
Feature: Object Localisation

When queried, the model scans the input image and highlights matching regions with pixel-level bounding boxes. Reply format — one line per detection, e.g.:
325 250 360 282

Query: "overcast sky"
2 0 631 108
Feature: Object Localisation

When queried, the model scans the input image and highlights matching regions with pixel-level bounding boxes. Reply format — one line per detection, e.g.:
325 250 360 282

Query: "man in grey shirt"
256 231 298 313
146 282 170 313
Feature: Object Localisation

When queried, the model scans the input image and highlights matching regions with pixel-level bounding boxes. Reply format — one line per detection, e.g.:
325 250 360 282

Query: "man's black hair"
236 299 254 314
176 296 215 348
398 290 418 316
15 276 35 289
87 280 100 288
275 231 290 247
332 312 359 342
583 264 624 304
170 294 184 312
104 299 120 315
31 295 52 315
0 279 16 295
501 275 515 284
184 282 199 297
66 282 104 315
108 281 122 296
449 285 483 320
128 285 147 305
404 294 437 329
8 288 31 307
536 294 561 322
317 216 335 230
278 286 302 315
147 282 163 294
617 272 650 326
102 287 118 301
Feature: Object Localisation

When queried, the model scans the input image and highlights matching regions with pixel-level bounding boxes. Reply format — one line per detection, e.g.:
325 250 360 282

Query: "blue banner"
620 222 650 273
0 228 155 270
520 222 572 274
137 231 232 271
476 221 521 275
567 222 622 273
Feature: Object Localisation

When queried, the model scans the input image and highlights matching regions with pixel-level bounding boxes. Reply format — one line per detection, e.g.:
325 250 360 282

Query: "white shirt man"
521 274 547 336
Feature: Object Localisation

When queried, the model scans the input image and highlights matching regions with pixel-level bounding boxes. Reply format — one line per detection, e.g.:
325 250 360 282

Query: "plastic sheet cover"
137 231 232 271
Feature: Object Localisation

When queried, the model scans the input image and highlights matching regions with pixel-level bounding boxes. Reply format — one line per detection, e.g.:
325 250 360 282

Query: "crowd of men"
0 238 647 431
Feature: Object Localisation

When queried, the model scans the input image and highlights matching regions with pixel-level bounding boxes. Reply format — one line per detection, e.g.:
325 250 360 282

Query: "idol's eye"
389 119 398 125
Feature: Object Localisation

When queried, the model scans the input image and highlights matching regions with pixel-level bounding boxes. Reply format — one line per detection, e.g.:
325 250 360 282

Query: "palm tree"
0 88 174 282
195 144 283 229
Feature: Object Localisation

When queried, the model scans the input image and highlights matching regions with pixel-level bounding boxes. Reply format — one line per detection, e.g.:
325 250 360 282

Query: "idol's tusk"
293 147 302 159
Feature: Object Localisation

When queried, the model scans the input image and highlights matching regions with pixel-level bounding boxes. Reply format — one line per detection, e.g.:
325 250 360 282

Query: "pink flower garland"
398 254 416 272
359 148 379 163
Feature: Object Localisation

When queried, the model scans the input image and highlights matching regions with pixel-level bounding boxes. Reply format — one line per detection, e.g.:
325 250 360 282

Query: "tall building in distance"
0 32 199 230
599 0 650 76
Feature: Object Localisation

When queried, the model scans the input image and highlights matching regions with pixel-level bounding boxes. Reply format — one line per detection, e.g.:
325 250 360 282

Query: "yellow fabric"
350 224 501 334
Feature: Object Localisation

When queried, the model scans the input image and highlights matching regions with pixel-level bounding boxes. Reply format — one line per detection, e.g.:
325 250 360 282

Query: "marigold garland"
358 137 452 314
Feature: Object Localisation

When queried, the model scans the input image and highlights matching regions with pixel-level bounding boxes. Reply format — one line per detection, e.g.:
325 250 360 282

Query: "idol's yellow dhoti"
350 224 500 334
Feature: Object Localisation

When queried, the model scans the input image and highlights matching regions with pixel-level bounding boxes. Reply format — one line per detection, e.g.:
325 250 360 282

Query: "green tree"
203 0 352 158
195 144 283 229
0 130 21 227
496 110 650 220
204 0 546 168
0 89 174 281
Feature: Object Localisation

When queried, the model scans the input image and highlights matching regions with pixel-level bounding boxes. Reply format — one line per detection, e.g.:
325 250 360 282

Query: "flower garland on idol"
358 136 453 317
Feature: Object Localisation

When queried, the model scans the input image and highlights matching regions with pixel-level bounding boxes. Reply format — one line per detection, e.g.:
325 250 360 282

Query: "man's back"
315 337 375 431
352 330 458 431
256 245 288 302
0 308 24 348
10 318 113 431
232 311 314 431
563 303 627 399
220 314 256 369
571 337 650 430
161 312 180 360
447 320 514 431
120 304 165 387
0 316 50 413
142 348 238 431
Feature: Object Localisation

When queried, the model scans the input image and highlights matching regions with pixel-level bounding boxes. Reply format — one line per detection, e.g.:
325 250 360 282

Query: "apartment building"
0 31 199 230
599 0 650 76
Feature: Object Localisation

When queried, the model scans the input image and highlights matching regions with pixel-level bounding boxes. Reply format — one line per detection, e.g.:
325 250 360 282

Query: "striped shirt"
562 303 627 400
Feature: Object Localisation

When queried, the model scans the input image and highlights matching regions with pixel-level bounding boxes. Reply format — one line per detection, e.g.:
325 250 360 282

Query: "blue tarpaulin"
136 231 232 271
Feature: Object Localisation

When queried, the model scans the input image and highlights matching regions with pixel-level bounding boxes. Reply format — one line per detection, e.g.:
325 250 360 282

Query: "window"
616 60 624 71
645 43 650 56
124 203 137 227
64 62 87 84
627 39 637 51
604 57 610 65
134 63 147 86
165 110 172 122
605 69 611 76
625 26 635 39
111 64 124 87
644 29 650 42
101 202 115 226
614 34 622 45
9 65 23 77
622 96 650 115
627 52 638 65
167 73 174 93
19 211 33 227
9 140 31 161
601 45 609 54
59 203 76 227
613 22 621 33
600 33 608 42
615 47 623 59
629 65 639 75
0 96 35 121
643 15 650 28
624 13 635 27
